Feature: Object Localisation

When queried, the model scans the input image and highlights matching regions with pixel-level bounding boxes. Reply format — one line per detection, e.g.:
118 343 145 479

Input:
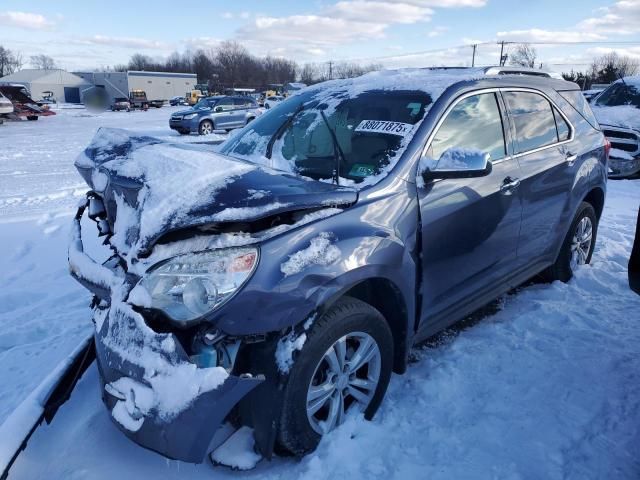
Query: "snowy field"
1 107 639 479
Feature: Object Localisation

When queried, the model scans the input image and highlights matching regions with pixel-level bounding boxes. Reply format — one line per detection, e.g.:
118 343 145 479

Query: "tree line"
108 41 381 90
3 41 638 91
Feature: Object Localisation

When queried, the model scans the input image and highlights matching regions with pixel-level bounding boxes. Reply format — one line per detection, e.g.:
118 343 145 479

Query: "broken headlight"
139 247 258 322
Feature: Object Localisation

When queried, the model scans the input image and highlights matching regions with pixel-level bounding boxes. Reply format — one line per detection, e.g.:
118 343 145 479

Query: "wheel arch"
340 278 410 374
582 186 605 220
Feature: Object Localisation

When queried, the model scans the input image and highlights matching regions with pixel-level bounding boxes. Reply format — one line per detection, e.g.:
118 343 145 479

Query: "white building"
0 69 92 103
74 71 198 103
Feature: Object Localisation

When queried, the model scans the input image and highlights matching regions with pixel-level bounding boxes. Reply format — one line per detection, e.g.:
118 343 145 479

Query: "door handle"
565 152 578 166
500 176 521 195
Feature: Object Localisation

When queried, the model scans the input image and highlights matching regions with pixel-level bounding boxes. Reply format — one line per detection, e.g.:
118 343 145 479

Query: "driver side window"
426 93 506 164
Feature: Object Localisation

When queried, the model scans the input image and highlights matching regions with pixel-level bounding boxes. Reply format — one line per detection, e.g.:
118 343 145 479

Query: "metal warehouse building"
0 69 92 103
74 71 197 103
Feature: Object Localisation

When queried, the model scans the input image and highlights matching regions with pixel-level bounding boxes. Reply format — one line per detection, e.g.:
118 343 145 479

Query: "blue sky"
1 0 639 73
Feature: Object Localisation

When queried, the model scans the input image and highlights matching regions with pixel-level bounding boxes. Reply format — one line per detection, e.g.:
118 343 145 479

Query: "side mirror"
422 148 492 180
214 106 224 112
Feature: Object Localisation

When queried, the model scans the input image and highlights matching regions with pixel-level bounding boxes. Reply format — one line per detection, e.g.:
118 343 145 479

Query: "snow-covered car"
68 67 608 467
263 95 284 109
591 77 640 178
0 91 13 124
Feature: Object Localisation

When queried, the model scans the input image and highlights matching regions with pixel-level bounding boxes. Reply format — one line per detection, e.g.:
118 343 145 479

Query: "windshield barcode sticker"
355 120 413 136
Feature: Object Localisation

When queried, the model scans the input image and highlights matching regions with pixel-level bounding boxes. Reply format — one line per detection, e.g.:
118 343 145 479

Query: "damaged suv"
590 76 640 178
69 67 608 466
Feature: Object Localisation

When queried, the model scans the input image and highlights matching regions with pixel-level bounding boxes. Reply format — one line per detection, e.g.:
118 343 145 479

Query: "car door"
233 97 251 126
213 98 235 129
501 90 575 266
417 91 523 334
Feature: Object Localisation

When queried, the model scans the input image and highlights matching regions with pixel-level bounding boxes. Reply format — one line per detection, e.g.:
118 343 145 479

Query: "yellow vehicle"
186 89 205 106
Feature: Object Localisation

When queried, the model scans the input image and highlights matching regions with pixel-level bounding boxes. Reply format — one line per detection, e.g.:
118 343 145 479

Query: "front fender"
211 189 419 336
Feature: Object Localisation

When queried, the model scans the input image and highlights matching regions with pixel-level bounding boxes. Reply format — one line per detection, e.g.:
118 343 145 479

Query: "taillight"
604 138 611 159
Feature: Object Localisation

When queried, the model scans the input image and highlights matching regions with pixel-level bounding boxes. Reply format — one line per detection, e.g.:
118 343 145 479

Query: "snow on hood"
592 105 640 130
74 128 357 259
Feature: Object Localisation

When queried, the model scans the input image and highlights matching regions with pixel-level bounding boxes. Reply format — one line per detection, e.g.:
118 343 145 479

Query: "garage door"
64 87 80 103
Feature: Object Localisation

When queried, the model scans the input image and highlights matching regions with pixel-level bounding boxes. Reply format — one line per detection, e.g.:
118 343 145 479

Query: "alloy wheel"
200 122 213 135
570 216 593 267
306 332 381 435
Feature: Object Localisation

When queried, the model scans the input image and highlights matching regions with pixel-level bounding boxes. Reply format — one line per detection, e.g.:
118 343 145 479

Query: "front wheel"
542 201 597 282
27 116 38 121
198 120 213 135
277 296 393 455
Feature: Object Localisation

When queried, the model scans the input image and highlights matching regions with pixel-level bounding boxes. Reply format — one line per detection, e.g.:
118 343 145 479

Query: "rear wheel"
277 296 393 455
199 120 213 135
27 116 38 121
541 201 597 282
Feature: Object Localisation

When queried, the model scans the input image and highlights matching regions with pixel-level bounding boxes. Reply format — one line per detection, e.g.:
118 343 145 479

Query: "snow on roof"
301 68 487 102
0 69 91 85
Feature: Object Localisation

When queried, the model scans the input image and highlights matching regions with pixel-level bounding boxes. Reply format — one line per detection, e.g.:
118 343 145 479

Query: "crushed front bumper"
94 311 263 463
69 199 264 463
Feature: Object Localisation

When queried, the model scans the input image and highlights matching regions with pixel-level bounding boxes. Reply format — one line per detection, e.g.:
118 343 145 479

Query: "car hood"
74 128 357 258
592 105 640 130
173 107 205 116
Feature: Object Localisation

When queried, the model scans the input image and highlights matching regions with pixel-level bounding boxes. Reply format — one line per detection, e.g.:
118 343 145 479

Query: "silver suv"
169 95 261 135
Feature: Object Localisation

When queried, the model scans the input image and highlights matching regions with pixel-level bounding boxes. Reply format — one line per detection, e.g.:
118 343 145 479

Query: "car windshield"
220 89 432 186
595 82 640 108
193 98 214 109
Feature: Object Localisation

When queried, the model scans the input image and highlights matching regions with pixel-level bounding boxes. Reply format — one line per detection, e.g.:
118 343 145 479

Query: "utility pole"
328 61 333 80
471 44 477 67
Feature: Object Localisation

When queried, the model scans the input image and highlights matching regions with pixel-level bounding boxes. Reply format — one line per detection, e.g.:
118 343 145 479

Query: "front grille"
602 126 640 155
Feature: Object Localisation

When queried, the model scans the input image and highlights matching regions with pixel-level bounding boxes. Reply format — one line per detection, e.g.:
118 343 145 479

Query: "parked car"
70 67 607 466
590 77 640 178
110 97 131 112
169 95 186 106
264 95 285 109
169 95 260 135
0 91 13 124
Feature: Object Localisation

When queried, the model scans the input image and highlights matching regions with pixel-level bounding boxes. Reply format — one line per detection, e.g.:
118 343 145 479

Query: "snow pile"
275 330 307 374
592 105 640 129
281 232 341 277
210 426 262 470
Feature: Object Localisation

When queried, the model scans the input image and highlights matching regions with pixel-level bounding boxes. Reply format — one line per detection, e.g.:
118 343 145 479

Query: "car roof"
302 67 577 105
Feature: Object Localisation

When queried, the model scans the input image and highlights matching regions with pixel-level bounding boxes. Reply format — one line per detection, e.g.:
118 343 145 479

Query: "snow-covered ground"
1 107 639 479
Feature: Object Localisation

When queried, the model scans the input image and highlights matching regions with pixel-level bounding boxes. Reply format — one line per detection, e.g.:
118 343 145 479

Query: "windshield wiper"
320 110 346 186
266 103 304 159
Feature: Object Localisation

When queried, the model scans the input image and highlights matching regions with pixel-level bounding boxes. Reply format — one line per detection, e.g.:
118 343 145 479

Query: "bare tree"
128 53 155 71
0 46 23 77
590 52 640 83
30 54 56 70
509 44 537 68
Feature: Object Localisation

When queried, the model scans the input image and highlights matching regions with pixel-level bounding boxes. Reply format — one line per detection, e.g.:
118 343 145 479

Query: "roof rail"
483 66 551 78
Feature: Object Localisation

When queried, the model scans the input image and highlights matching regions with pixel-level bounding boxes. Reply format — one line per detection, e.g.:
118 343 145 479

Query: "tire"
277 296 393 455
199 120 213 135
541 201 597 282
27 116 38 121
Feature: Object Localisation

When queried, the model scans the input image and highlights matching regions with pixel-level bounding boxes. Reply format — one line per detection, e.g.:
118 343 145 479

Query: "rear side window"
427 92 506 162
553 107 570 141
503 92 560 154
558 90 600 130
